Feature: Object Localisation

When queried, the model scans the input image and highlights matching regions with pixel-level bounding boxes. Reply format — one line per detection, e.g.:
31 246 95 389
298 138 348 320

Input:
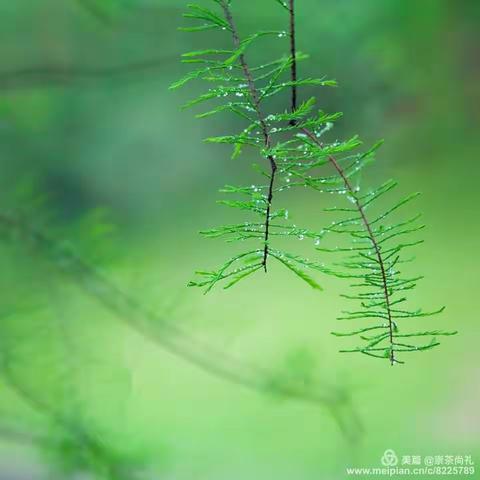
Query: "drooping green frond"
174 0 457 363
269 126 457 364
173 0 337 292
272 0 290 12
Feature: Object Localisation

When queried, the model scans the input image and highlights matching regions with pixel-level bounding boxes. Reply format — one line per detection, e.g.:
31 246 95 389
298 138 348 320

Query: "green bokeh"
0 0 479 478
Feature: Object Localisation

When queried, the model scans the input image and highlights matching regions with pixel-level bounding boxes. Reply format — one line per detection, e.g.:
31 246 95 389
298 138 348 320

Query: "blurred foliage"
0 0 478 479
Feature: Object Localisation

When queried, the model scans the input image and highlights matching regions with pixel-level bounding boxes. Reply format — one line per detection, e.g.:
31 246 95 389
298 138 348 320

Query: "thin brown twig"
288 0 298 124
301 129 396 365
219 0 277 272
286 1 395 364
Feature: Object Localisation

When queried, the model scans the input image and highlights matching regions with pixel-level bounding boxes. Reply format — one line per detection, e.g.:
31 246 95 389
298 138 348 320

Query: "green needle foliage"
276 128 457 365
172 0 457 364
172 1 332 293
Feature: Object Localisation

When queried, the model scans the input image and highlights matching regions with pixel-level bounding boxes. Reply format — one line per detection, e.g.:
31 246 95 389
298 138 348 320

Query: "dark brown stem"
302 129 396 365
289 0 298 124
284 2 394 363
219 0 277 272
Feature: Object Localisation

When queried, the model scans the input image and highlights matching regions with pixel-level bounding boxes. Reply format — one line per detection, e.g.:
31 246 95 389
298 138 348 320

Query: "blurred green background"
0 0 479 478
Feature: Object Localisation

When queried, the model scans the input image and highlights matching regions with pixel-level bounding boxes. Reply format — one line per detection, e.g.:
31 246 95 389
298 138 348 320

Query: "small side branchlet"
173 0 457 364
172 0 333 292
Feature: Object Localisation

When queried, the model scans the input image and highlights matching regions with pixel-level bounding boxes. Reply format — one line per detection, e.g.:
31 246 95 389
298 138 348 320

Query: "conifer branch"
174 1 330 292
284 3 357 296
268 0 455 364
275 124 456 363
288 0 298 122
174 0 457 363
302 129 397 364
219 0 277 272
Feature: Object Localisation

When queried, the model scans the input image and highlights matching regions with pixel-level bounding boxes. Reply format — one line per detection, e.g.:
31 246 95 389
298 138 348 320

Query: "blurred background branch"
0 0 478 478
0 58 178 91
0 212 363 444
